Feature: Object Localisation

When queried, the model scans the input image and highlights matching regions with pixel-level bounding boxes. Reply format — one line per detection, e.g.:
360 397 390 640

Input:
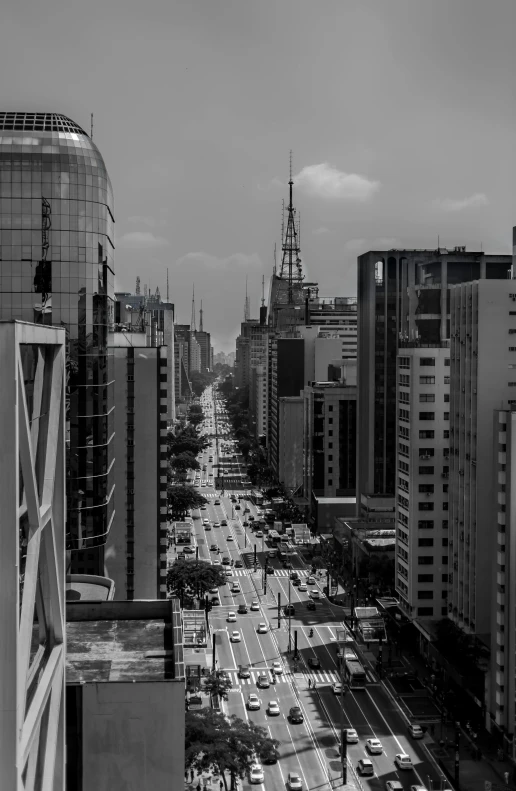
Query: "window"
419 502 434 511
419 412 435 420
418 607 434 616
399 442 409 456
419 484 434 493
442 520 448 529
443 502 448 511
418 520 434 529
328 442 333 448
418 574 434 583
328 479 332 486
444 376 450 384
443 484 448 493
419 466 434 475
328 430 333 437
418 538 434 547
419 430 434 439
328 405 333 412
444 394 450 402
444 412 450 421
399 392 410 403
418 556 434 565
399 356 410 369
399 460 409 473
509 330 516 335
442 556 448 565
420 376 435 384
442 537 449 547
420 358 435 367
419 448 434 458
328 466 333 473
399 409 410 422
441 573 449 583
443 430 449 439
419 394 435 403
328 454 333 460
444 358 450 366
418 591 433 600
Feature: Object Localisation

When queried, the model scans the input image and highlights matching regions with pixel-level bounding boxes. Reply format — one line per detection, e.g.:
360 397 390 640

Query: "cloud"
312 226 330 235
176 252 263 270
294 163 380 201
432 193 489 212
127 209 169 227
117 231 169 249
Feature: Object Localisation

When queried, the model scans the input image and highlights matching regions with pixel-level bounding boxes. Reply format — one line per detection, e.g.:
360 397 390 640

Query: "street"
180 386 447 791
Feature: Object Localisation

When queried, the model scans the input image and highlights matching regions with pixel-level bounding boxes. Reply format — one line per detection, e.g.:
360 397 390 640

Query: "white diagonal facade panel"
0 321 66 791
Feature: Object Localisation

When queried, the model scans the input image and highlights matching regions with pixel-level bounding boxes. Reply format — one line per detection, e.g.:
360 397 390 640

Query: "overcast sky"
2 0 514 350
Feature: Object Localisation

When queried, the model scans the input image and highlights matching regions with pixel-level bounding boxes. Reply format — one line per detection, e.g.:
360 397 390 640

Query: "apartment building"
106 341 168 600
278 396 304 490
395 346 450 619
489 408 516 752
268 335 305 476
448 279 516 636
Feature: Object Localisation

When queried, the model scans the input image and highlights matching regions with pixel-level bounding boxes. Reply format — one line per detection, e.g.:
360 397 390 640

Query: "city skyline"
0 0 514 351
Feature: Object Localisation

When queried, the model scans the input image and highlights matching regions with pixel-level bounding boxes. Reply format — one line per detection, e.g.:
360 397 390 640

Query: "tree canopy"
167 557 226 600
168 426 209 457
185 709 279 790
202 671 233 701
167 483 207 518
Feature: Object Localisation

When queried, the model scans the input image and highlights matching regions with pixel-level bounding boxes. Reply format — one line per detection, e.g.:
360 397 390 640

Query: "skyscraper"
0 112 115 572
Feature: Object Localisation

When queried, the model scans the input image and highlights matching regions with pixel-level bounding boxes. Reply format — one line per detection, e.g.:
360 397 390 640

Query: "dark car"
238 604 248 614
290 571 299 580
222 557 231 565
292 578 301 587
238 665 251 679
308 656 321 669
283 604 295 616
210 544 218 551
266 567 275 575
235 559 243 568
306 600 316 611
289 706 304 724
261 747 279 765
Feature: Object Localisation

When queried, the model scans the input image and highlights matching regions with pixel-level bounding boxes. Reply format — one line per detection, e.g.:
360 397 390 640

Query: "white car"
366 738 383 754
408 723 424 739
257 622 268 634
288 772 302 790
227 535 234 541
346 728 359 744
227 612 236 622
250 764 264 784
310 590 321 599
213 522 221 528
298 583 307 592
386 782 404 791
231 583 241 593
267 700 280 716
230 630 241 642
203 518 210 525
250 600 260 611
271 661 283 674
225 569 233 577
357 758 374 776
332 682 344 695
255 530 263 537
247 693 261 711
395 753 413 770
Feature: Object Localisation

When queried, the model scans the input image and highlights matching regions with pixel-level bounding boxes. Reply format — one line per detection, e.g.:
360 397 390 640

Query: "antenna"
199 299 204 332
279 150 304 304
90 113 94 140
273 242 277 275
166 268 169 301
135 275 140 295
244 277 250 322
191 285 197 331
261 274 265 307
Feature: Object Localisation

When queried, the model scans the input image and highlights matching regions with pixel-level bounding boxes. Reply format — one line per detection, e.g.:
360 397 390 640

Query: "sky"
1 0 515 351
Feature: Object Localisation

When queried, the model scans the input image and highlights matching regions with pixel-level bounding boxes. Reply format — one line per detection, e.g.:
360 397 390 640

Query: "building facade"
105 341 168 599
395 345 450 619
448 279 516 635
278 396 304 490
357 248 511 513
268 335 305 477
0 112 116 573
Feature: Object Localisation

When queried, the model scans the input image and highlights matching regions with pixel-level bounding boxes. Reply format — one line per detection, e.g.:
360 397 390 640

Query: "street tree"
202 671 233 701
167 483 207 518
167 557 226 600
185 709 279 791
169 452 199 476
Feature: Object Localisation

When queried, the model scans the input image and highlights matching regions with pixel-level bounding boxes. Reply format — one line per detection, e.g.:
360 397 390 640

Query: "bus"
174 522 193 545
344 659 367 690
268 530 282 546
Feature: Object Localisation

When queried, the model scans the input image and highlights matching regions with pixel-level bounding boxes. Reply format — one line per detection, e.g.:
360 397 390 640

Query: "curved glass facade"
0 113 115 552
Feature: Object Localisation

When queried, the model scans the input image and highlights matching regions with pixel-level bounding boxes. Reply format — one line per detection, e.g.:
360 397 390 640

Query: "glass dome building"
0 113 115 564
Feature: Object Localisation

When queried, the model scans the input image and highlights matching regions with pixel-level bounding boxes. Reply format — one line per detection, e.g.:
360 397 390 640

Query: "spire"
166 268 169 301
279 150 303 303
261 274 265 307
199 299 204 332
191 285 197 331
244 277 250 322
136 275 141 295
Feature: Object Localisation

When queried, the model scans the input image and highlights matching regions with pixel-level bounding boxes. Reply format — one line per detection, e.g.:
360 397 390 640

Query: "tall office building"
195 330 211 373
268 335 305 476
395 346 450 619
0 112 115 573
357 248 511 512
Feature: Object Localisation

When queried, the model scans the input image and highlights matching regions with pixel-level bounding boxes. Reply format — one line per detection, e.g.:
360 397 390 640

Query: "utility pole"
287 579 292 653
277 592 281 629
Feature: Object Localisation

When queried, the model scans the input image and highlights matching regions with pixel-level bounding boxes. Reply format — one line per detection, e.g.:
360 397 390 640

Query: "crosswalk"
222 668 378 687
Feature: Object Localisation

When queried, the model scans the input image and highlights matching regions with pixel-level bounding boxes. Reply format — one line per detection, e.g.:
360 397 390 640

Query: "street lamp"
287 578 292 654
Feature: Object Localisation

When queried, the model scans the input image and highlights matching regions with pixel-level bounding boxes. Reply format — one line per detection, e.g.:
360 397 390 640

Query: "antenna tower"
191 285 197 331
90 113 94 140
135 276 141 295
244 276 251 322
261 274 265 307
273 242 277 275
279 150 303 303
166 268 169 301
199 300 204 332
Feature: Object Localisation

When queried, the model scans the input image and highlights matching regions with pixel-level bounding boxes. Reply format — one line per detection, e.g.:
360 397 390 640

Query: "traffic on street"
178 383 447 791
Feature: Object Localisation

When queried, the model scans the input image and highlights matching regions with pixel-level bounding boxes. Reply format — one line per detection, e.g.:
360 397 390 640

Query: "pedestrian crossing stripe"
223 668 377 686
